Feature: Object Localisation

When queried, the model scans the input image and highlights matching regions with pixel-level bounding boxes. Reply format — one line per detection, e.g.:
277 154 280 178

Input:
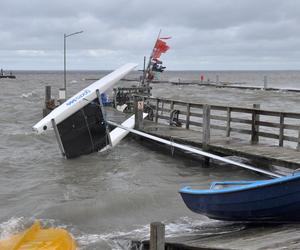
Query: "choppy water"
1 70 300 249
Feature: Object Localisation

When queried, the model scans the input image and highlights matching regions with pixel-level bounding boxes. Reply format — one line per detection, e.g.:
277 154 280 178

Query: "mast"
143 30 161 86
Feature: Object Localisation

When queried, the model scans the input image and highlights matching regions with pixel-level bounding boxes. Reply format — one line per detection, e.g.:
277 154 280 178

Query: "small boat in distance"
0 68 16 79
179 173 300 222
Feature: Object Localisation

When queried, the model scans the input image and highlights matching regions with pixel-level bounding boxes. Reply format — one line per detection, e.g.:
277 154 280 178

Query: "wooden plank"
230 127 252 135
170 101 174 110
257 121 280 128
186 103 190 129
279 113 284 147
230 117 252 124
203 104 211 150
210 115 227 121
210 105 227 111
155 99 159 123
226 107 231 137
284 124 300 130
283 135 298 143
251 104 260 143
210 124 227 131
190 103 203 109
257 131 279 139
150 222 165 250
231 107 254 114
189 112 203 118
285 113 300 119
189 120 203 127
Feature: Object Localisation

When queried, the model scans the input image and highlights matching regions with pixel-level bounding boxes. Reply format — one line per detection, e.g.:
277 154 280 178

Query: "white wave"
21 92 39 98
0 217 245 250
0 217 26 239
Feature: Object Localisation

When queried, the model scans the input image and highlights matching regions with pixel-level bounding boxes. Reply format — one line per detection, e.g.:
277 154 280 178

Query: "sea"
1 69 300 249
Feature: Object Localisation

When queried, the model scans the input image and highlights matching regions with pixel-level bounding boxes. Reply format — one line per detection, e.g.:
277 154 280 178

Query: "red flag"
152 39 170 59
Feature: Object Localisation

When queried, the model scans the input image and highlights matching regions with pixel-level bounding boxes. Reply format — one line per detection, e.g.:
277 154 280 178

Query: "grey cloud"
0 0 300 69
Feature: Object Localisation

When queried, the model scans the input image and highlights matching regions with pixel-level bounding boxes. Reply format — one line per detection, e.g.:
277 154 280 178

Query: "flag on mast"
145 32 171 82
152 39 170 59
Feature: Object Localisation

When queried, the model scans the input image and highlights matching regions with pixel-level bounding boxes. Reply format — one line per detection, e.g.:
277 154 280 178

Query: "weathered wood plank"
279 113 284 147
226 107 231 137
251 104 260 143
203 104 211 150
186 103 191 129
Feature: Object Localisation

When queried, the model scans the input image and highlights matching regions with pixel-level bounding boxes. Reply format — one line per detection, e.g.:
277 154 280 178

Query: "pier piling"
251 104 260 144
150 222 165 250
43 85 55 117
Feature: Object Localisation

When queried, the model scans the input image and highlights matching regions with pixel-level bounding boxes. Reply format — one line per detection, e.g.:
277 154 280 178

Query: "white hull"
109 113 148 147
33 63 137 134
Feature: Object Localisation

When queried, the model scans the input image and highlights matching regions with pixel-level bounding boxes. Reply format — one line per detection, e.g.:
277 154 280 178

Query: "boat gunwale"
179 173 300 195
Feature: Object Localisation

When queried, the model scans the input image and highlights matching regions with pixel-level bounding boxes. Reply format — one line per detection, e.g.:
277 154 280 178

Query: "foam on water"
76 217 246 249
0 217 26 239
0 216 245 250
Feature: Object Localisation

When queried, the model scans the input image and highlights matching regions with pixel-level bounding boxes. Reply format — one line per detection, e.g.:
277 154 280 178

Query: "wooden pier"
133 96 300 170
131 221 300 250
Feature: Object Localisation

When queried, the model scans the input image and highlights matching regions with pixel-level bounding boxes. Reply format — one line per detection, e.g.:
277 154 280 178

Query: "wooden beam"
251 104 260 144
150 222 165 250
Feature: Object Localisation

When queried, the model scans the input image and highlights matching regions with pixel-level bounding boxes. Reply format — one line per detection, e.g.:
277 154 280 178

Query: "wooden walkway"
141 120 300 170
105 97 300 170
132 96 300 170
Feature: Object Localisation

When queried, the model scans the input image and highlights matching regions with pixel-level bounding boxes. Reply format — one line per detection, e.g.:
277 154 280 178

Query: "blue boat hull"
179 175 300 222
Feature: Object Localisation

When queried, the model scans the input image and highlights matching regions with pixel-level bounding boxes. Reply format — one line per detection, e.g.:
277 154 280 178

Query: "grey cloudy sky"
1 0 300 70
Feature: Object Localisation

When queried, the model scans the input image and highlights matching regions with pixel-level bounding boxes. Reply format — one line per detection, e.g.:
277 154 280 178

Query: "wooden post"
279 113 284 147
170 101 174 111
216 75 219 84
202 104 211 150
43 86 52 117
150 222 165 250
226 107 231 137
155 99 159 123
134 96 144 130
45 85 51 102
251 104 260 144
186 103 191 129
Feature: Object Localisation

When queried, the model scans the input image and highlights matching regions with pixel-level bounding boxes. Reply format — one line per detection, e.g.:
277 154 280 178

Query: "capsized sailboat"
33 63 138 158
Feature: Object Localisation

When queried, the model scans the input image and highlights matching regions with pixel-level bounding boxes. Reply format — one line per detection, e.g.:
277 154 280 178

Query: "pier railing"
135 95 300 150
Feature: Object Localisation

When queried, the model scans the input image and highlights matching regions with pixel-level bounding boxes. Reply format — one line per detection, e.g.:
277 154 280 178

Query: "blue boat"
179 173 300 222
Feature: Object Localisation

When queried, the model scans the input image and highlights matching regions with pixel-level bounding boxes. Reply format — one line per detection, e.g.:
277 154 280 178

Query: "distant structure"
0 68 16 79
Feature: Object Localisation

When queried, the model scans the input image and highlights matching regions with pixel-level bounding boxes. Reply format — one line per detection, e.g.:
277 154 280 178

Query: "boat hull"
179 175 300 222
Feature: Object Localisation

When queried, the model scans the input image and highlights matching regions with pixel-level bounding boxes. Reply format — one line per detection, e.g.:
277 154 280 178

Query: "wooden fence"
135 96 300 150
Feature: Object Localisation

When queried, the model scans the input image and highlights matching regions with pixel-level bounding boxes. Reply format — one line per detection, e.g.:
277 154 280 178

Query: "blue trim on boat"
179 174 300 195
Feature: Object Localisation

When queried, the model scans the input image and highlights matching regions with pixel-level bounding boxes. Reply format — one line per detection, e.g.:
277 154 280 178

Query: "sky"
1 0 300 70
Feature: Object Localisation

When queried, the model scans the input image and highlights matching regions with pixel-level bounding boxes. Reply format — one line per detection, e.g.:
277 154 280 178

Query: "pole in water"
107 120 282 178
